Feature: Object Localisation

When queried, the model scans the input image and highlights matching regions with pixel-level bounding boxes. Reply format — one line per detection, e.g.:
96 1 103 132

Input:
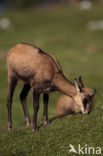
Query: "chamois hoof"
44 121 49 127
42 116 49 127
26 123 31 127
25 117 31 127
32 127 38 133
26 121 31 127
8 123 13 131
31 123 38 133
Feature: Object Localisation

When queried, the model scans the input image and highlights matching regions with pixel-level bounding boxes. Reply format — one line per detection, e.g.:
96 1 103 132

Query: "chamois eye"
82 98 88 105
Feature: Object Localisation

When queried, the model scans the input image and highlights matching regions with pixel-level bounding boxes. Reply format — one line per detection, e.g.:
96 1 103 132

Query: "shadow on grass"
38 113 73 129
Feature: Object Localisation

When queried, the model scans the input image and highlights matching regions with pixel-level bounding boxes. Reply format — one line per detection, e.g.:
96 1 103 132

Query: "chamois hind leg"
32 88 40 133
43 93 49 126
20 84 31 126
7 74 17 131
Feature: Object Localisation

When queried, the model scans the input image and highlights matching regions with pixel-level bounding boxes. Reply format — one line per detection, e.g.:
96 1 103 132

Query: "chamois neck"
53 73 77 97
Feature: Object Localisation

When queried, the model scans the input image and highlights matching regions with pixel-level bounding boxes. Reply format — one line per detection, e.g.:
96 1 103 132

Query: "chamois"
7 43 96 132
56 77 96 115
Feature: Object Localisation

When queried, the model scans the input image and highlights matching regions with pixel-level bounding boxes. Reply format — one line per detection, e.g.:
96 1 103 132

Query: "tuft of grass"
0 4 103 156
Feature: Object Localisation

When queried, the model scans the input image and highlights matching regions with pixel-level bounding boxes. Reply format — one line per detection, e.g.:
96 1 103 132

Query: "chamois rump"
56 77 96 116
7 43 96 132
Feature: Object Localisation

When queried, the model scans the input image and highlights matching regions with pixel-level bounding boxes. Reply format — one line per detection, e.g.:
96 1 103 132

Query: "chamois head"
73 76 97 114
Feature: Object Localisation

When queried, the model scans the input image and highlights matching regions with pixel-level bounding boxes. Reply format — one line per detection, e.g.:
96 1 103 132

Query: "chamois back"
7 43 62 86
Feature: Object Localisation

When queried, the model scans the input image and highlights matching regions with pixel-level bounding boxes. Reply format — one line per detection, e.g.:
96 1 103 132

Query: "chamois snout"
81 88 97 114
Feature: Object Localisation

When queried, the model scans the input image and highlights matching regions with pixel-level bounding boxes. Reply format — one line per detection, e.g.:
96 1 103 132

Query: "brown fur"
7 43 95 132
56 87 94 115
7 43 77 96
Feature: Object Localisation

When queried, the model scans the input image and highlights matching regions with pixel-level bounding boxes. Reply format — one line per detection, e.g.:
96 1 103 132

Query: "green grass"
0 4 103 156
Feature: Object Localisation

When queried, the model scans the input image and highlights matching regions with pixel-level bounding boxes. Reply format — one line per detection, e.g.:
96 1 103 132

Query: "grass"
0 3 103 156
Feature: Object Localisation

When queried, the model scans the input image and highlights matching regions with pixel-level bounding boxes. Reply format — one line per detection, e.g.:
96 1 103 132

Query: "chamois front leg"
20 84 31 126
32 88 40 133
43 93 49 126
7 75 17 131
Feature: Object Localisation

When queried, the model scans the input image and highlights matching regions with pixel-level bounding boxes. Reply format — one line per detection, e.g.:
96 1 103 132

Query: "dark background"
0 0 102 9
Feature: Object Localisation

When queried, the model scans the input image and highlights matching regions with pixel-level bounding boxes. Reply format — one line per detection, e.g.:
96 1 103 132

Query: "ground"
0 3 103 156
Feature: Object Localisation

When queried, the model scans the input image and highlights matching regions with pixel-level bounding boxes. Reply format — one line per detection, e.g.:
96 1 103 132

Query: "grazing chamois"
7 43 96 132
56 77 96 115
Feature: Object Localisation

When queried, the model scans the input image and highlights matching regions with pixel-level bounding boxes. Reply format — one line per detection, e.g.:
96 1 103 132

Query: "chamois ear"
78 76 84 88
74 79 81 93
